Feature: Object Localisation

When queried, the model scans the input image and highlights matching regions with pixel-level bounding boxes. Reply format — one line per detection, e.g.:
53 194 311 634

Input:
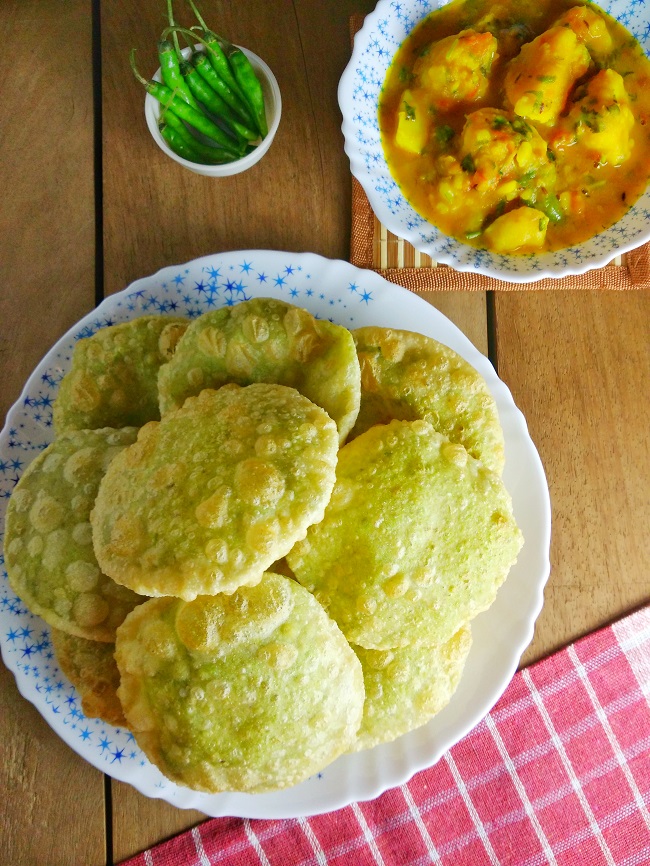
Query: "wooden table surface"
1 1 648 863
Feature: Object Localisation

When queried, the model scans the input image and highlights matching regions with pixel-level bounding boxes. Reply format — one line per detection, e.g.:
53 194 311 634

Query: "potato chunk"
459 110 552 187
395 89 433 154
504 26 590 125
484 206 549 253
414 29 498 111
553 69 635 166
554 6 613 61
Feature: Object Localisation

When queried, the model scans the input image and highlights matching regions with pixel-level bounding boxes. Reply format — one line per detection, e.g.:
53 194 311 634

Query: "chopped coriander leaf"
403 101 416 121
436 124 455 145
461 153 476 172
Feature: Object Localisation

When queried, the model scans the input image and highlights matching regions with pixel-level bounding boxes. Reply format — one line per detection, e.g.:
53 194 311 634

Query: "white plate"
0 250 551 818
338 0 650 282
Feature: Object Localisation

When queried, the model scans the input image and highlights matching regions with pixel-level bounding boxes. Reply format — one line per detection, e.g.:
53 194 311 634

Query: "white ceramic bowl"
145 45 281 177
338 0 650 282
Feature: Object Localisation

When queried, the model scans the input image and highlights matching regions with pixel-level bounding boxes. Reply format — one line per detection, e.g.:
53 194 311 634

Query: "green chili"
161 108 236 162
191 51 255 128
160 122 205 162
164 27 254 123
213 33 268 138
130 49 243 157
157 38 198 108
159 118 234 164
182 59 259 142
537 193 563 223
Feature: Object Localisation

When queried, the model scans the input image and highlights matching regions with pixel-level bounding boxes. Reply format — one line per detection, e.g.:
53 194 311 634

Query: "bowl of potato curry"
339 0 650 281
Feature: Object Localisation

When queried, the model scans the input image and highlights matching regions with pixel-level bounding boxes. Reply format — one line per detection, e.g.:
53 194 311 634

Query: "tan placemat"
348 13 650 291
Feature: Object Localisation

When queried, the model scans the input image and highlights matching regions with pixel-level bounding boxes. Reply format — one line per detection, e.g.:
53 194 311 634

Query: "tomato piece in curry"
379 0 650 254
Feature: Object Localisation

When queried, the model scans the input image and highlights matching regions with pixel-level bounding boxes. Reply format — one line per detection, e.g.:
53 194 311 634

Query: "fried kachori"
287 418 523 650
4 427 144 642
53 316 188 433
91 384 339 600
5 294 527 787
115 572 364 793
351 327 505 474
351 626 472 751
50 627 126 727
157 298 361 443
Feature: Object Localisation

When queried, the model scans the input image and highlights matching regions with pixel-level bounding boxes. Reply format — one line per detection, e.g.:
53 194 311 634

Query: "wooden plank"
415 291 489 357
0 2 105 865
494 290 650 667
111 780 205 859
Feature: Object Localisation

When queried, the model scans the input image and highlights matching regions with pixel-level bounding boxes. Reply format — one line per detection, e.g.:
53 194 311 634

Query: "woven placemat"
348 13 650 291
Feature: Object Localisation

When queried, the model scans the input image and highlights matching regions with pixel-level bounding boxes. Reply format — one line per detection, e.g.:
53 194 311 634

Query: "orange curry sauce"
379 0 650 253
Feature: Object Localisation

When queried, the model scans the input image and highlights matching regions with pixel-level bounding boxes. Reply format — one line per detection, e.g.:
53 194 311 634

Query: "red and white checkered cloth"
120 606 650 866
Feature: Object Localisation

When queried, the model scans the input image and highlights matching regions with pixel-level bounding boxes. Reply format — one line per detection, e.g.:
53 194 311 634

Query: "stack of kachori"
4 297 522 793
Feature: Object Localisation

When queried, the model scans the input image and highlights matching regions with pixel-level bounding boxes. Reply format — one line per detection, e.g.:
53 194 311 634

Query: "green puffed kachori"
157 298 361 444
351 626 472 751
53 315 188 433
115 573 364 793
351 326 505 474
91 384 339 600
287 418 523 650
4 427 144 642
50 627 127 727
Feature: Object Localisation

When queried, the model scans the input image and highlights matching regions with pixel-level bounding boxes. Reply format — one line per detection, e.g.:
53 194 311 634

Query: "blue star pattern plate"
0 250 550 818
338 0 650 283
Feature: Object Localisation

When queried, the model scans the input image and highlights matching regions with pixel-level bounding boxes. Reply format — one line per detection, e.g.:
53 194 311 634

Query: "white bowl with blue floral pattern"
338 0 650 283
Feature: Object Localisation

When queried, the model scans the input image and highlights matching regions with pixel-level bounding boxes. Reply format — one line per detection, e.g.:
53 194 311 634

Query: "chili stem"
166 0 183 58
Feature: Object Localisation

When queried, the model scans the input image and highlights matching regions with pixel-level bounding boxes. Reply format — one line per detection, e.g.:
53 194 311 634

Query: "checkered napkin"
119 606 650 866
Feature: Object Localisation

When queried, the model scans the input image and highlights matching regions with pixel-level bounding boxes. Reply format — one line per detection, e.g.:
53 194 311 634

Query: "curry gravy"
379 0 650 253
